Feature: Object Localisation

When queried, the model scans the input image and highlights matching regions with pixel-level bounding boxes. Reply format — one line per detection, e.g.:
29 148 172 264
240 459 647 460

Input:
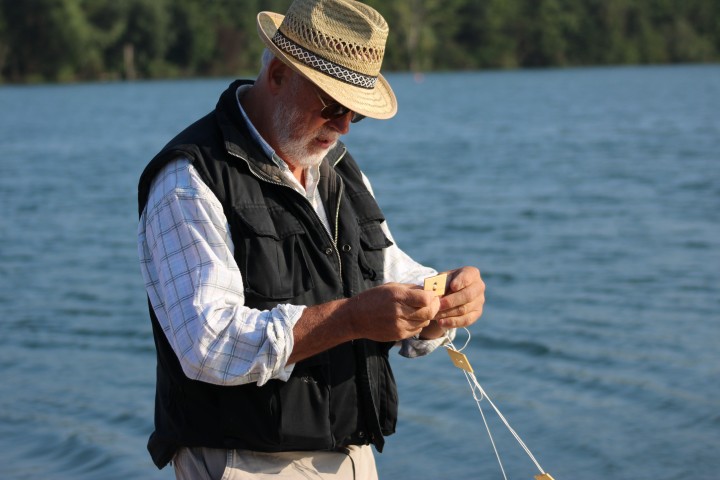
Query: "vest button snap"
342 244 352 252
324 247 333 255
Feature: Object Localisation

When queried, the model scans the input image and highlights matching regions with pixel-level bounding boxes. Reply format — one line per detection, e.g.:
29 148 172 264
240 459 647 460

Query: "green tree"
82 0 131 80
519 0 582 67
166 0 216 76
455 0 523 69
1 0 718 83
367 0 466 71
0 5 7 81
121 0 172 78
204 0 292 76
0 0 95 82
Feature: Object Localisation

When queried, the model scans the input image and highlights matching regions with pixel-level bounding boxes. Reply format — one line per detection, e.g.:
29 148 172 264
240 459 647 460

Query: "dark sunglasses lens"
321 103 364 123
321 104 347 120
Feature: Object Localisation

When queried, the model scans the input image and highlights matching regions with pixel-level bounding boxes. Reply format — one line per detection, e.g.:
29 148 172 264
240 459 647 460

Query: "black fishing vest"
138 80 399 469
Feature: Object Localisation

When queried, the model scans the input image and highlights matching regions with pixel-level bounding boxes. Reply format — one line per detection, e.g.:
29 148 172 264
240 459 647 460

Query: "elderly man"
137 0 484 478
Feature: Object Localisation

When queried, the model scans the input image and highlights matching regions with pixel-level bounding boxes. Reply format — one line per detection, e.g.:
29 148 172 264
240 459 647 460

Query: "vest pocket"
278 366 333 449
233 206 315 301
358 221 393 283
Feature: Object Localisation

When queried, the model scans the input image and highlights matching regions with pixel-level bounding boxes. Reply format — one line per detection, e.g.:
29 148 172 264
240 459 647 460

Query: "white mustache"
317 127 340 143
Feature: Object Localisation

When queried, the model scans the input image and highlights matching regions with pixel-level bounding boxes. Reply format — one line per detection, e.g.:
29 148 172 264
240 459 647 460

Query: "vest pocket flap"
235 205 305 239
359 222 393 250
351 191 386 224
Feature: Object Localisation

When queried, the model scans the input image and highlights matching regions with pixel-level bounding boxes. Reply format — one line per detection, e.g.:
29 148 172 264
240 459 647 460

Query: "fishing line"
446 327 553 480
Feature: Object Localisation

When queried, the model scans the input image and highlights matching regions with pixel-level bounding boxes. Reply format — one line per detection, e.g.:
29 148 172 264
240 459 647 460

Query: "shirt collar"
235 85 282 169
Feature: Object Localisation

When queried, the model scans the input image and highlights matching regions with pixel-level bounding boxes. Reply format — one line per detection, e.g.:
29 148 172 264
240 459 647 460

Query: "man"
137 0 485 478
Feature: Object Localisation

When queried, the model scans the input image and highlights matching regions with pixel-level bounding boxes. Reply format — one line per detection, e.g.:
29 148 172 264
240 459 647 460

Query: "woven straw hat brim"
257 11 397 120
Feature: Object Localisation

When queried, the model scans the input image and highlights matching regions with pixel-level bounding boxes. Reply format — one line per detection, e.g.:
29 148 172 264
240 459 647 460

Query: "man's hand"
349 283 441 342
288 283 440 364
434 266 485 329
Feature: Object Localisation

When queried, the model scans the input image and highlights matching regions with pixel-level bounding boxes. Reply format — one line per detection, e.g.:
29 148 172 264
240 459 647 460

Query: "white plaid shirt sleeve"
138 158 302 387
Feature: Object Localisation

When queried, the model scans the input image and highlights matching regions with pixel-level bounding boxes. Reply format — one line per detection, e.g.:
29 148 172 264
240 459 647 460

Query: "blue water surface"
0 65 718 479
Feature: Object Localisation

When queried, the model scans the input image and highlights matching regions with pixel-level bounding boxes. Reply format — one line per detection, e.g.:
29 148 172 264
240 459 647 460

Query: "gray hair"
261 48 275 68
258 48 277 79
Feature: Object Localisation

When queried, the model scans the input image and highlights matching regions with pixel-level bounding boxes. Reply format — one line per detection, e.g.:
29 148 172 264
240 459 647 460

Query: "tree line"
1 0 718 84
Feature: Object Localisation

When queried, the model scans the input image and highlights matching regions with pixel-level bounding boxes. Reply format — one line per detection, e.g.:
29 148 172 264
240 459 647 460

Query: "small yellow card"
534 474 555 480
447 348 474 373
423 273 448 296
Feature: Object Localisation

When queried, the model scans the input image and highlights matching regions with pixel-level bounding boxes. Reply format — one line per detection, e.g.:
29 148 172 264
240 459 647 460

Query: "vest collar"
215 79 347 186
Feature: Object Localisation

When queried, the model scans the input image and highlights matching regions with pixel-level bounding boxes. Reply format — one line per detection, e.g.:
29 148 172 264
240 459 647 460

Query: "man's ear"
267 58 291 94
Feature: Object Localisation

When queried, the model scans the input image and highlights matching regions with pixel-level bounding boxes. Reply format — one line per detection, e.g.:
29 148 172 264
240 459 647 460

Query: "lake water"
1 65 718 479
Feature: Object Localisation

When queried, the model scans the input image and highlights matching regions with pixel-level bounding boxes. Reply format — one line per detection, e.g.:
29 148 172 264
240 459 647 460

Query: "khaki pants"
173 445 378 480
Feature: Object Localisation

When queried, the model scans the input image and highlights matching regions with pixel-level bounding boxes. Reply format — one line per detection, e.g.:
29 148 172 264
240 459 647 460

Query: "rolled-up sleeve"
138 158 303 386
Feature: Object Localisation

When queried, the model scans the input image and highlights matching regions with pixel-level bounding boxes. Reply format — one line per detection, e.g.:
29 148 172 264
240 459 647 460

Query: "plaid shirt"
138 87 452 387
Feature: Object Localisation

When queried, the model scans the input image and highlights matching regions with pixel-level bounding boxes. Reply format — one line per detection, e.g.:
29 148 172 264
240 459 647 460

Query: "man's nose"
329 112 352 134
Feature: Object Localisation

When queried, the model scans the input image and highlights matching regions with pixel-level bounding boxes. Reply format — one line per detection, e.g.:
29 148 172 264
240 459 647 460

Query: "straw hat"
257 0 397 119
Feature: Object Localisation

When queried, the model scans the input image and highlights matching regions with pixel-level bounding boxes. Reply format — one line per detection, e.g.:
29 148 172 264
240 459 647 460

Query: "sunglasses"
314 88 365 123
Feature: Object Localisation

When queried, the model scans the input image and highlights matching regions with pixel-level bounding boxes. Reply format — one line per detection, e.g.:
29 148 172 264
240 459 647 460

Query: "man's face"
271 72 349 169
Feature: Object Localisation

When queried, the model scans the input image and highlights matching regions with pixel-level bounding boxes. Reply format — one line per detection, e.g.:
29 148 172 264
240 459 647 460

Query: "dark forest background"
1 0 718 83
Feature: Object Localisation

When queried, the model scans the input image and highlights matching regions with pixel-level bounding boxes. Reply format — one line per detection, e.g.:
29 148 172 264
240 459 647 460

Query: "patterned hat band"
271 30 378 90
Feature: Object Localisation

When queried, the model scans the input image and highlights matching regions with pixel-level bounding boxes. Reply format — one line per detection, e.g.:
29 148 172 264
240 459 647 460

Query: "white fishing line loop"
446 328 547 478
456 327 473 352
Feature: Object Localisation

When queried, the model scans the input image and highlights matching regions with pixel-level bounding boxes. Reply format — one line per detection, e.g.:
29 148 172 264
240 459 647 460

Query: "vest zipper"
333 176 344 281
227 150 345 282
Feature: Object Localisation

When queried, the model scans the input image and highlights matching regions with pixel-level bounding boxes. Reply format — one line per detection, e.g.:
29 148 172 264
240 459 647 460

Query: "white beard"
271 77 338 169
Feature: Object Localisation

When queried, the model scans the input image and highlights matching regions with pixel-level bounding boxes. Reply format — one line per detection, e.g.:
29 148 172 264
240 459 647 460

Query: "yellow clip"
447 348 474 373
534 474 555 480
423 273 448 296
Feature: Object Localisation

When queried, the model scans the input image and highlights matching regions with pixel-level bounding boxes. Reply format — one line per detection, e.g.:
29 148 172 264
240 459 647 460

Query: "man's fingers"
402 286 436 305
401 293 440 322
439 280 484 311
436 303 484 329
448 266 481 291
431 266 485 328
